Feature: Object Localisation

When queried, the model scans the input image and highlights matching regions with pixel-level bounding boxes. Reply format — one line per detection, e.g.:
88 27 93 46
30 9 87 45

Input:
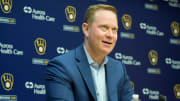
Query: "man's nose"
106 29 113 37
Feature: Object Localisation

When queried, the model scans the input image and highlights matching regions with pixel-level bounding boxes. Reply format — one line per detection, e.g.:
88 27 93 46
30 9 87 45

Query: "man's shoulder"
51 48 76 62
108 56 122 65
49 44 83 64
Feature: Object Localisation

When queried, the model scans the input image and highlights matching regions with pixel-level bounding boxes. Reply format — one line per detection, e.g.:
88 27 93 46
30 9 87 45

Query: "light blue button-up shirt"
83 45 108 101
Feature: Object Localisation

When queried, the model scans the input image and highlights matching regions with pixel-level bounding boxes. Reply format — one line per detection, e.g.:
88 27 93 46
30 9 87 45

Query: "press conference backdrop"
0 0 180 101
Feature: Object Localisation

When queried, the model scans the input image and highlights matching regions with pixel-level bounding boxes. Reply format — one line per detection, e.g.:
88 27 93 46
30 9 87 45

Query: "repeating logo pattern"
1 73 14 91
130 81 135 90
0 1 179 101
148 50 158 66
171 21 180 37
34 38 46 55
174 84 180 99
0 0 12 13
65 6 76 23
121 14 132 30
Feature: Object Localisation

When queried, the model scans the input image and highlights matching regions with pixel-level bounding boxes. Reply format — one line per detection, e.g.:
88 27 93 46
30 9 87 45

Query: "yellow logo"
11 96 17 100
148 50 158 66
1 73 14 91
174 84 180 99
65 6 76 23
34 38 46 55
121 14 132 30
171 21 179 37
130 81 134 90
0 0 12 13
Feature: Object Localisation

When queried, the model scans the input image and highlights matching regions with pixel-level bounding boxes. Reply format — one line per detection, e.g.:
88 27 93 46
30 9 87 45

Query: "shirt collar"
83 44 108 67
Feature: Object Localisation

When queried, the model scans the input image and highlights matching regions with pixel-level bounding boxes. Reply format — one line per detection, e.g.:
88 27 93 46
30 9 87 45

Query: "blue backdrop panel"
0 0 180 101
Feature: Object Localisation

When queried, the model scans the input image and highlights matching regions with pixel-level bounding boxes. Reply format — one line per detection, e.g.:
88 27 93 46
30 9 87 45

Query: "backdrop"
0 0 180 101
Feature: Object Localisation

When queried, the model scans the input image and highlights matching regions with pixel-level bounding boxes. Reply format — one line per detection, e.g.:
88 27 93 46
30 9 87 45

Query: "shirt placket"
96 65 104 101
95 65 101 100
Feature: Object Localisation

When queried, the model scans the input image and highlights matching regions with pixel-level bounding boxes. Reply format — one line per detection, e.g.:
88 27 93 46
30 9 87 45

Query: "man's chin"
101 49 113 55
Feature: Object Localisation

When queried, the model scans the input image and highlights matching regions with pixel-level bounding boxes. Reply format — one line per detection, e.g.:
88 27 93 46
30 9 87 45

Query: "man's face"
84 9 118 56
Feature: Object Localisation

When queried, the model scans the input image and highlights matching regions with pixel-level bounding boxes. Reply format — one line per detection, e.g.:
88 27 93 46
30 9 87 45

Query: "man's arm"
45 59 75 101
120 64 134 101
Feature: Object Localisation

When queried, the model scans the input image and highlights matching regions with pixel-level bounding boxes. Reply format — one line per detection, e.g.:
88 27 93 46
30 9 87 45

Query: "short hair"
84 4 118 26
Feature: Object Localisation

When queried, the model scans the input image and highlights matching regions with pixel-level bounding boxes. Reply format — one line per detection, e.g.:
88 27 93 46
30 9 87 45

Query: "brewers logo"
130 81 134 90
0 0 12 13
171 21 179 37
174 84 180 99
148 50 158 66
121 14 132 30
34 38 46 55
1 73 14 91
65 6 76 23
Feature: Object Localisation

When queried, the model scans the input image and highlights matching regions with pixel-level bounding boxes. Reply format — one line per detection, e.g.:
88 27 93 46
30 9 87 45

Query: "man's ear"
82 23 89 38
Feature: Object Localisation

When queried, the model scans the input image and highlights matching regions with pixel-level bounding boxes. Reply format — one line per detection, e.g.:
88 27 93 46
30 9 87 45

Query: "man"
45 4 133 101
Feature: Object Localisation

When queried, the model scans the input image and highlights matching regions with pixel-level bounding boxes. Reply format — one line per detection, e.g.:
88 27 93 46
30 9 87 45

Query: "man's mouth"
102 41 112 45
